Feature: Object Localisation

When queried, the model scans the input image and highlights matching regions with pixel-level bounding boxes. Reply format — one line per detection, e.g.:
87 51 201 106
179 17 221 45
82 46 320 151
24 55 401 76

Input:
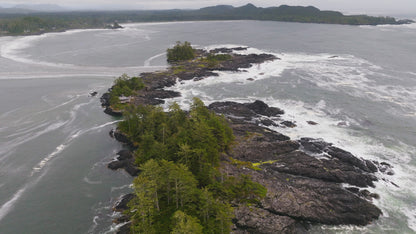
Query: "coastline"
101 46 393 233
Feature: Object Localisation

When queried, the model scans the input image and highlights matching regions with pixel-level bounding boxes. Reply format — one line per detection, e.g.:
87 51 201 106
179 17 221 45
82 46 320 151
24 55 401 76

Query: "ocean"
0 20 415 233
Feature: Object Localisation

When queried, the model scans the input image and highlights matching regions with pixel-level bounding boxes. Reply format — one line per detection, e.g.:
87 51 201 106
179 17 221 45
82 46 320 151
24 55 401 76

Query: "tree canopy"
166 41 196 63
117 98 266 233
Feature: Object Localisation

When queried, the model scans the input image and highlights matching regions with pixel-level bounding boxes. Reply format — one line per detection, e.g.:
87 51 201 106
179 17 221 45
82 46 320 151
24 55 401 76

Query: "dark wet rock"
116 222 131 234
365 160 378 173
329 55 339 59
259 118 277 127
247 78 254 81
231 140 300 163
230 122 290 142
104 106 123 117
233 206 297 233
209 101 258 118
346 187 380 201
140 72 177 90
281 121 297 128
132 96 165 106
224 123 382 227
108 160 125 170
113 193 135 212
100 92 110 107
113 129 131 145
209 47 248 54
114 215 130 224
175 68 219 80
245 100 284 116
377 162 394 175
109 129 115 138
299 138 332 154
337 121 348 127
299 138 379 174
208 100 284 119
307 121 318 125
222 161 382 226
138 89 180 99
124 163 141 176
108 158 140 176
218 54 278 71
90 91 98 97
326 146 375 173
267 151 377 187
117 150 133 161
345 187 360 194
232 47 249 51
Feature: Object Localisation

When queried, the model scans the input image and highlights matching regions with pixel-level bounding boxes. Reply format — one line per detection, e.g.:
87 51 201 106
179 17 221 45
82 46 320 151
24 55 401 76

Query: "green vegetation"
129 159 233 233
167 41 196 63
1 4 412 36
116 97 266 233
203 53 232 68
108 73 144 108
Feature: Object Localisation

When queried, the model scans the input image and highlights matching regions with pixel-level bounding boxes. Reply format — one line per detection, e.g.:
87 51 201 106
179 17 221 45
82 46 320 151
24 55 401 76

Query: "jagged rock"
307 121 318 125
258 118 277 127
132 96 165 106
113 193 135 212
231 140 300 163
299 137 332 153
108 158 140 176
245 100 284 116
108 160 126 170
299 138 379 173
100 92 110 107
281 121 296 128
104 107 123 117
116 222 131 234
114 215 130 224
209 101 259 118
124 163 141 176
117 150 133 161
222 162 382 226
208 100 284 119
90 91 98 97
267 151 377 187
233 206 297 233
138 89 180 99
230 122 290 142
113 129 131 145
326 146 377 173
210 47 248 54
218 54 278 71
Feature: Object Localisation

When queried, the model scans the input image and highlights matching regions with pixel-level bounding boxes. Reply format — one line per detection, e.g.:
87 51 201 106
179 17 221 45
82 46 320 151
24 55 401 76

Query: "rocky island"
101 42 394 233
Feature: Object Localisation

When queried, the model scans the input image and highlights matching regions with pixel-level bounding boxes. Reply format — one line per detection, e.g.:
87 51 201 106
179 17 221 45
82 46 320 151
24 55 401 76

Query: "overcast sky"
1 0 416 15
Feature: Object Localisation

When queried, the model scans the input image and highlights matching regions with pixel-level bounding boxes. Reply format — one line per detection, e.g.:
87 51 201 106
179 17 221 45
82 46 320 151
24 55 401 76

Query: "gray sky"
1 0 416 15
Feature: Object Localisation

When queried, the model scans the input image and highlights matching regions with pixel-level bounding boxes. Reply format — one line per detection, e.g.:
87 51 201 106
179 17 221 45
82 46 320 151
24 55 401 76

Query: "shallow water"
0 20 415 233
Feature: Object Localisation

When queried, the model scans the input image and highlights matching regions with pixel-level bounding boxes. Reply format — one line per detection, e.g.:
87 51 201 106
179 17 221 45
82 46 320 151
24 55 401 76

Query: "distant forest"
0 4 413 36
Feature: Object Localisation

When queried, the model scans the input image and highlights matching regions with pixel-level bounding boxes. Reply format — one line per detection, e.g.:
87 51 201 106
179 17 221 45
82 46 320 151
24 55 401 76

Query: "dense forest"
117 99 267 233
0 4 413 36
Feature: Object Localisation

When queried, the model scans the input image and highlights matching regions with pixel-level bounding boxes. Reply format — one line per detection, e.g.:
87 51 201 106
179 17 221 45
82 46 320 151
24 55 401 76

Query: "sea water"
0 20 415 233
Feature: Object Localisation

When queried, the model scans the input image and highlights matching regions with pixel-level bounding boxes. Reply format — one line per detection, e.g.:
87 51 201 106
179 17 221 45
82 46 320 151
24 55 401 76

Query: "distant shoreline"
1 4 414 37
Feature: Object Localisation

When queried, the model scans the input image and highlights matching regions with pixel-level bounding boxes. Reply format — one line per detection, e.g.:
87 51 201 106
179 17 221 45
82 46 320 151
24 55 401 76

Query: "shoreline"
101 46 393 233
